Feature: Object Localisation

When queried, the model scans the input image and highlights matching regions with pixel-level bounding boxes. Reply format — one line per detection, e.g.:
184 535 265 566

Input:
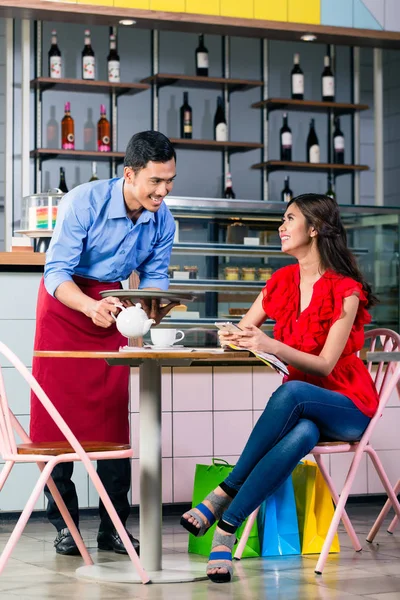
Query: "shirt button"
121 250 125 255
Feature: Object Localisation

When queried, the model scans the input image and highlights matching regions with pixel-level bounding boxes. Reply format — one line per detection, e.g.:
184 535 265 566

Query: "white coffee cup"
150 328 185 347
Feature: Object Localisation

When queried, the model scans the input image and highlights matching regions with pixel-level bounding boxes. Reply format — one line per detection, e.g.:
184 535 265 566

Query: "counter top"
0 252 45 266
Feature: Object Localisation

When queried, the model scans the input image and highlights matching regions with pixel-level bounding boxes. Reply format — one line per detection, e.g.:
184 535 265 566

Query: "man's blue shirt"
44 177 175 296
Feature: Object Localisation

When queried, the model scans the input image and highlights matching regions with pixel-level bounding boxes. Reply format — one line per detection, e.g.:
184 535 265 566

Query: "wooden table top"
34 348 252 361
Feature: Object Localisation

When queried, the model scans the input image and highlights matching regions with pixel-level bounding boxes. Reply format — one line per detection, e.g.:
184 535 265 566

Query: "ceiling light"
301 33 317 42
119 19 136 26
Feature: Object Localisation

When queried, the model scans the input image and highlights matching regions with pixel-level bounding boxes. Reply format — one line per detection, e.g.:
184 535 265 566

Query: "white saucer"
119 345 185 352
146 345 185 350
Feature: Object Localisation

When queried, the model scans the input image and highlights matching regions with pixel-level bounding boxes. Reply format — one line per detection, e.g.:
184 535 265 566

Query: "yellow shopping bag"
292 460 340 555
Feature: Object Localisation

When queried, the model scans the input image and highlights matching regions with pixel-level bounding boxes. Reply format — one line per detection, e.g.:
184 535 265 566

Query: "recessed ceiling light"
301 33 317 42
119 19 136 26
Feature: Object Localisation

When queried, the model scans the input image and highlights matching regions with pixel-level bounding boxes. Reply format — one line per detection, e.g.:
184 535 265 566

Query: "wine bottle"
322 55 334 102
82 29 95 80
48 29 62 79
97 105 111 152
333 117 345 164
224 172 236 199
89 162 99 182
195 34 209 77
291 53 304 100
58 167 68 193
61 102 74 150
280 113 292 161
281 176 293 203
107 34 120 83
326 176 336 200
214 96 227 142
307 118 320 163
180 92 192 139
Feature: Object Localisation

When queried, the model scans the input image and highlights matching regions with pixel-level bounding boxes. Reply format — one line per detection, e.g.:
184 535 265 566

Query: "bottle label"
322 76 335 98
283 192 292 203
334 135 345 151
98 135 111 152
83 56 95 79
281 132 292 149
309 144 320 163
184 110 192 134
292 74 304 95
108 60 120 83
215 122 228 142
50 56 62 79
197 52 209 69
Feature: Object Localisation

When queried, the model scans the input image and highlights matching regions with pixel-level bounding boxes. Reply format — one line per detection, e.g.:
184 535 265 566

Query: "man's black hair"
124 130 176 172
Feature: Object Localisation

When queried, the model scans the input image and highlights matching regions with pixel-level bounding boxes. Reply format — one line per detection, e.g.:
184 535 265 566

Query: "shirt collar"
108 177 155 223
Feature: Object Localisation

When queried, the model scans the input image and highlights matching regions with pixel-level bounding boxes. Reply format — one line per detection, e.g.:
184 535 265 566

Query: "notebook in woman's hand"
227 344 289 376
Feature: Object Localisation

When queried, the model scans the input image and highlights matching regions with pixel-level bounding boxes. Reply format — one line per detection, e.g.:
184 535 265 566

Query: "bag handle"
211 458 234 468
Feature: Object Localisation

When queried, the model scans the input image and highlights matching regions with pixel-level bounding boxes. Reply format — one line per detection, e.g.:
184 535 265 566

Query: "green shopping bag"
188 458 260 558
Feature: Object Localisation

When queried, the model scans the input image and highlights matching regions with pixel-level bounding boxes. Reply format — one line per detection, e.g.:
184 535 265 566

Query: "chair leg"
38 462 93 566
0 462 14 493
314 455 362 552
233 507 260 560
0 462 54 574
314 451 365 575
85 460 150 584
365 454 400 542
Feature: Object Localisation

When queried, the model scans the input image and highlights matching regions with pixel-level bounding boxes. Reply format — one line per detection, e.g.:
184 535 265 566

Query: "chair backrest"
0 341 94 464
360 328 400 418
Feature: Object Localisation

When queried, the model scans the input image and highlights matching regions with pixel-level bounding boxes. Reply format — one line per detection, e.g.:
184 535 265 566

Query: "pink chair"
0 341 150 583
234 328 400 575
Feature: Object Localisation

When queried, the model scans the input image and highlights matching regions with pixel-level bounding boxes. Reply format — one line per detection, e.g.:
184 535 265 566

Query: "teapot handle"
111 303 125 321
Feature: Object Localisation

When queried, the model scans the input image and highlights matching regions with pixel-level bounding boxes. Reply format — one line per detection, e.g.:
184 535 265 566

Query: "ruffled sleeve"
262 265 297 322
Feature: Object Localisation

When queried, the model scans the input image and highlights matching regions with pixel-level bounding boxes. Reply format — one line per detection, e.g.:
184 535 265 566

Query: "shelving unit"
30 77 150 96
252 160 369 176
141 73 262 93
30 149 125 162
252 97 369 117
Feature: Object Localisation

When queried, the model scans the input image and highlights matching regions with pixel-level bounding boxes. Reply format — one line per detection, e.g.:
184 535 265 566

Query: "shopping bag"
257 475 301 556
292 460 340 554
188 459 260 558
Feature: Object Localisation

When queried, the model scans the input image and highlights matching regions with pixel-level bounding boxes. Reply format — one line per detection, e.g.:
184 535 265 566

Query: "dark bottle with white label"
322 55 334 102
214 96 227 142
196 34 209 76
224 172 236 199
281 176 293 203
180 92 192 139
307 118 320 163
333 117 345 164
280 113 292 161
291 53 304 100
82 29 95 80
48 30 62 79
107 34 120 83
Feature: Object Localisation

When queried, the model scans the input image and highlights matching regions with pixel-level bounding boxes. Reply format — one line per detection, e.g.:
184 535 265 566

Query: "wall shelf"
252 97 369 116
169 139 262 152
30 77 150 97
30 149 125 162
141 73 262 92
252 160 369 176
172 242 368 256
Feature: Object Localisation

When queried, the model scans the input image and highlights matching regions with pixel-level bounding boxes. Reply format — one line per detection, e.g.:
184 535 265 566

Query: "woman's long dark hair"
287 193 378 308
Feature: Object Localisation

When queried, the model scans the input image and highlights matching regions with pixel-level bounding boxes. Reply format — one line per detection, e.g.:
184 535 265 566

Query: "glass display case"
163 197 400 344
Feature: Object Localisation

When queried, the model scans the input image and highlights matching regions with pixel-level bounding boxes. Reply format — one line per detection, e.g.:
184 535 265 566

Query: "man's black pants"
44 458 131 532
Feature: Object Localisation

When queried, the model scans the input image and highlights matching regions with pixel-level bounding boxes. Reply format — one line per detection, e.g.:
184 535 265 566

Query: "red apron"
30 276 129 443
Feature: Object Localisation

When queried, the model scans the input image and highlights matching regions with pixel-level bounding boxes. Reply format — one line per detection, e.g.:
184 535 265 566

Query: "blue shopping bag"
257 475 301 556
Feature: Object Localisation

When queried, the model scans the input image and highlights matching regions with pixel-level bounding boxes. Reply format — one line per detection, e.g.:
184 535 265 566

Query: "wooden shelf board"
30 149 125 162
252 97 369 116
141 73 262 92
252 160 369 176
170 139 262 152
30 77 150 96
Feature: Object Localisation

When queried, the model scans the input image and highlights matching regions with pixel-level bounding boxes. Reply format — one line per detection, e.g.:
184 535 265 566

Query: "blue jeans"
222 380 371 528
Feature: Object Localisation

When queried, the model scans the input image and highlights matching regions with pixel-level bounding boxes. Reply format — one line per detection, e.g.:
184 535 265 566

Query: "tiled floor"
0 503 400 599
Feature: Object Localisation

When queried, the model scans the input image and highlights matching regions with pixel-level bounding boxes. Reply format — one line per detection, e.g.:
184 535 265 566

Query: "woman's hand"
230 325 276 354
217 330 236 348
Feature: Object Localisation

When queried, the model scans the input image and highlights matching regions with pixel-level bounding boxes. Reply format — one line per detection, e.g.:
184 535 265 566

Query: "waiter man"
31 130 177 556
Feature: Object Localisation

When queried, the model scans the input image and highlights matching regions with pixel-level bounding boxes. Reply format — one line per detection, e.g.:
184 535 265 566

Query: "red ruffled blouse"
262 264 378 417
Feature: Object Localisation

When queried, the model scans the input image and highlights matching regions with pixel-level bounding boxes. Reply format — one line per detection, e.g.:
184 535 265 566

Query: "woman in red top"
181 194 378 583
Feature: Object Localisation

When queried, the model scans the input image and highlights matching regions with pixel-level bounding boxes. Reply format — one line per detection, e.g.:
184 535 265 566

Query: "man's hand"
85 297 121 328
139 297 179 325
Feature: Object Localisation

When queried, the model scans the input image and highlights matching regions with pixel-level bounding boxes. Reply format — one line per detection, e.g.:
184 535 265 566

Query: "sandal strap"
217 519 237 535
195 503 215 525
209 551 232 561
212 529 237 551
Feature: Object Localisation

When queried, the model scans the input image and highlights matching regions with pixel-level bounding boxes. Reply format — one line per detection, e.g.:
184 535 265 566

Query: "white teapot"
112 303 155 338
